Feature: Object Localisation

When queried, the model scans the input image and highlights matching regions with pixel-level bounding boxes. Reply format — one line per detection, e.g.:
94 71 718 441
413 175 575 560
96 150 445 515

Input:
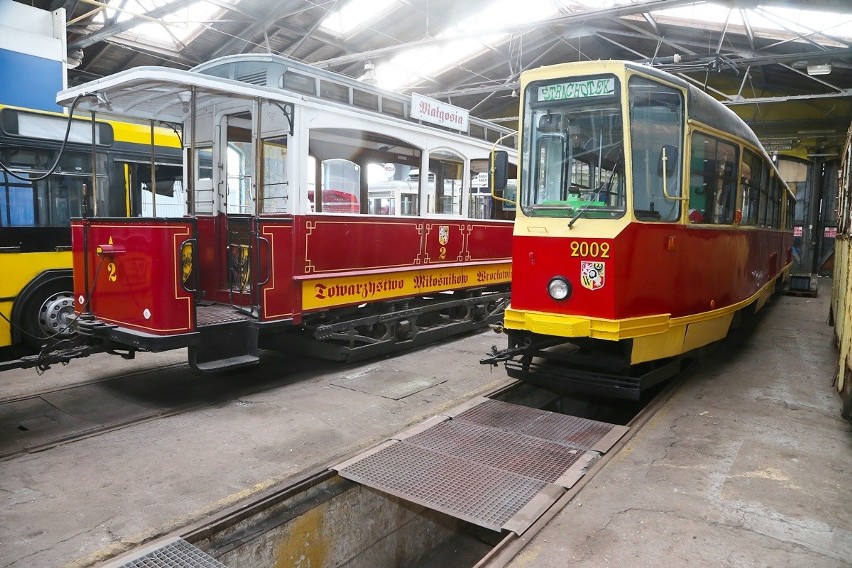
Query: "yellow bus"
0 104 182 357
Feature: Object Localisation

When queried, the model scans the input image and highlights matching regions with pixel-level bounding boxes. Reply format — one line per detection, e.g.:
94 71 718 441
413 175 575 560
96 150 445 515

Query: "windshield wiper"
568 152 621 229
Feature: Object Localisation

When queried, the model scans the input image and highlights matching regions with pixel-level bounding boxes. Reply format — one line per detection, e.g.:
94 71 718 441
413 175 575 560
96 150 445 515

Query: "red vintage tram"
51 55 517 372
486 60 794 399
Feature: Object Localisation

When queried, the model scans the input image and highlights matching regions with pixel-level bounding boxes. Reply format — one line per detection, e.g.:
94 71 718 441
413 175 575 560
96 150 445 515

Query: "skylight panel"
320 0 398 36
376 0 560 91
654 2 852 45
92 0 229 51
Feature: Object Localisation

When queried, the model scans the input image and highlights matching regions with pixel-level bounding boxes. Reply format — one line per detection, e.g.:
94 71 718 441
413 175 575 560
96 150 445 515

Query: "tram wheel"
19 280 77 351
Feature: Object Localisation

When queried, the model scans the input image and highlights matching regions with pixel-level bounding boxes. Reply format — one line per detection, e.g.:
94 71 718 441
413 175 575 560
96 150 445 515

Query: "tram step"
189 320 259 373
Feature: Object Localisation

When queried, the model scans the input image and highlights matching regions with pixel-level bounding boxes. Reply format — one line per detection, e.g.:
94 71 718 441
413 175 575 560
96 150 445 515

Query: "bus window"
0 147 112 226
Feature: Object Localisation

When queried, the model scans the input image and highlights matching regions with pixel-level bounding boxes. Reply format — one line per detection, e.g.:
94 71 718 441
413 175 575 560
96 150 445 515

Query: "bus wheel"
20 282 77 351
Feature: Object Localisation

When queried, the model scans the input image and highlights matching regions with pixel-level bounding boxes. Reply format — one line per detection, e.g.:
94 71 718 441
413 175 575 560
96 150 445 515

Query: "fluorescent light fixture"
806 63 832 76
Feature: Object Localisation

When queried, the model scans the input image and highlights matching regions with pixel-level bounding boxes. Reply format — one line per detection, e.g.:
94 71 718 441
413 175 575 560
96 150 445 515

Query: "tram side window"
309 128 421 215
786 194 796 230
469 158 516 220
426 151 464 216
688 133 738 225
194 146 214 214
136 164 184 217
768 177 781 228
320 158 360 213
741 149 767 226
367 161 420 216
262 136 289 214
629 77 683 222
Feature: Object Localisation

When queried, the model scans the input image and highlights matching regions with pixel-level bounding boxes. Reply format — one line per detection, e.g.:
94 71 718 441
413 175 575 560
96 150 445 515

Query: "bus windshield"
521 76 625 220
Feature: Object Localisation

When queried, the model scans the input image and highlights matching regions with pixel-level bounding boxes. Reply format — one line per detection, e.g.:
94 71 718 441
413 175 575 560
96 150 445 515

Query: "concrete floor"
2 284 848 568
0 332 514 568
506 283 852 568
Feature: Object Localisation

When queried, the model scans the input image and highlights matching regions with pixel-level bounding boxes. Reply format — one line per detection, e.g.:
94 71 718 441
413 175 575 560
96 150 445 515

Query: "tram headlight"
547 276 571 300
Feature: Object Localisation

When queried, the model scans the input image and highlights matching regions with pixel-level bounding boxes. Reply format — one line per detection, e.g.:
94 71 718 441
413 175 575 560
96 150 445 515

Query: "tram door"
221 111 257 312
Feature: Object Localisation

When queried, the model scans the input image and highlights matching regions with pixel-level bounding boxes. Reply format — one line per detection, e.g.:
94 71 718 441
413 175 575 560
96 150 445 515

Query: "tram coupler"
480 335 568 366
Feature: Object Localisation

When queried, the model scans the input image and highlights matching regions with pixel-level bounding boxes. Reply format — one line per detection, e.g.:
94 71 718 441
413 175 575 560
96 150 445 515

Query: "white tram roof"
56 54 516 150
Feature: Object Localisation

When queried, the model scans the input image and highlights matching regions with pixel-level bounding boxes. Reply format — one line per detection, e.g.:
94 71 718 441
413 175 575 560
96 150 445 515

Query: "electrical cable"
0 94 92 182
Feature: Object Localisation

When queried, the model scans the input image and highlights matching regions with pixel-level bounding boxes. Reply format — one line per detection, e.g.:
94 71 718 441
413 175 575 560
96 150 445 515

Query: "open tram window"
468 158 516 220
688 133 738 225
321 159 360 213
262 136 289 214
426 150 464 216
628 76 683 222
132 163 184 217
366 162 419 216
309 128 421 215
521 74 625 219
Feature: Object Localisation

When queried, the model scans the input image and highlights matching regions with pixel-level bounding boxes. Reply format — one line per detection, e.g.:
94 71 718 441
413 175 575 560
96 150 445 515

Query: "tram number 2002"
569 241 610 258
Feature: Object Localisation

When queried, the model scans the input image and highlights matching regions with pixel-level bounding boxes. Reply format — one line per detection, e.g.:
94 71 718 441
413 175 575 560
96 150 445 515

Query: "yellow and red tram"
51 55 517 372
486 61 794 399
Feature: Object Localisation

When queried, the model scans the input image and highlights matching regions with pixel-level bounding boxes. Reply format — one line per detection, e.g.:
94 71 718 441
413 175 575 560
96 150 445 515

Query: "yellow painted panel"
504 308 670 341
0 252 71 297
503 308 591 337
0 252 72 347
301 263 511 311
682 313 735 352
631 326 687 364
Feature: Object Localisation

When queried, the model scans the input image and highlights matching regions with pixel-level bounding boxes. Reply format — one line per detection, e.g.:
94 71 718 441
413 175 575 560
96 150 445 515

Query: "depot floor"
1 280 850 568
504 280 851 568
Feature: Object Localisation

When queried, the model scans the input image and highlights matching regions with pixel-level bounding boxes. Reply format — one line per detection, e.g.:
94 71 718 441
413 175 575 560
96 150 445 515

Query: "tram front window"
521 75 625 220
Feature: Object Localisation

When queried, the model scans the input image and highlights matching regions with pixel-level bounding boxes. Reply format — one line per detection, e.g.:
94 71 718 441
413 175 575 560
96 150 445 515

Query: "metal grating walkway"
100 537 227 568
334 397 627 535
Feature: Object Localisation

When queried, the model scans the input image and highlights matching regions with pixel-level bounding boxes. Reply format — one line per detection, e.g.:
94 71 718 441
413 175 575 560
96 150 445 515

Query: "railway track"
0 351 341 460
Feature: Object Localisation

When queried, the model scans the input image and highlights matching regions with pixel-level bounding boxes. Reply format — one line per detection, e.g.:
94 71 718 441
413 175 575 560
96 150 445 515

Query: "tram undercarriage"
481 332 683 400
2 288 509 374
272 288 509 362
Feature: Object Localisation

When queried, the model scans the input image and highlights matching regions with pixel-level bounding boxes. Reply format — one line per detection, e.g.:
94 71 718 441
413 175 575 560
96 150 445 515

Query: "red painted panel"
298 215 425 274
259 219 297 321
511 235 618 319
511 222 794 321
422 222 465 264
467 222 515 262
195 216 220 300
72 219 195 335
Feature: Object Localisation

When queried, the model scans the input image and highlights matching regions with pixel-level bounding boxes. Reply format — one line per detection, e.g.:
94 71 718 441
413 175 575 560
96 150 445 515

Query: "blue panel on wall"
0 50 64 112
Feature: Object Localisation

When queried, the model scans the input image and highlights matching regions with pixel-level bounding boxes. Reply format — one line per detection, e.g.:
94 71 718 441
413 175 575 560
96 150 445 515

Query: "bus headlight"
547 276 571 300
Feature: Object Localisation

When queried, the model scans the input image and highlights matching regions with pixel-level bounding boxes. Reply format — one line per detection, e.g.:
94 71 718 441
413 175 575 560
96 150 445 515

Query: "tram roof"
57 57 517 149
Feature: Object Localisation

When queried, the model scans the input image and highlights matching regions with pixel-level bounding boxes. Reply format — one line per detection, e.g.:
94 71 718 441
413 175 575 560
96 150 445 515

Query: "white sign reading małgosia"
411 93 469 131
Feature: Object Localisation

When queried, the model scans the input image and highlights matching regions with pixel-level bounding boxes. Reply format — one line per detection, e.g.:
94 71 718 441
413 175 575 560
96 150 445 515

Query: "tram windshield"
521 75 625 219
